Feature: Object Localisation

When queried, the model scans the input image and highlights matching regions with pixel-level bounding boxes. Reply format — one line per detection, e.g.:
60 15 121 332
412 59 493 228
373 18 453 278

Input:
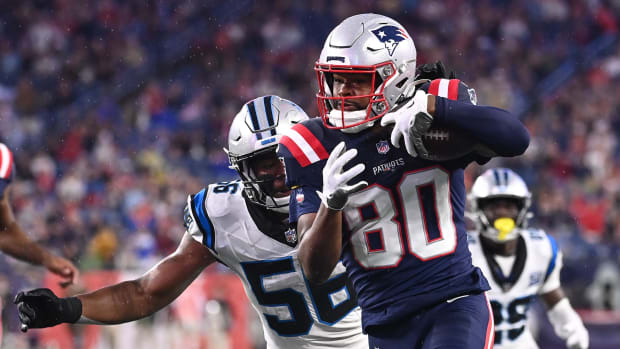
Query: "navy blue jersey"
278 79 529 329
0 143 14 198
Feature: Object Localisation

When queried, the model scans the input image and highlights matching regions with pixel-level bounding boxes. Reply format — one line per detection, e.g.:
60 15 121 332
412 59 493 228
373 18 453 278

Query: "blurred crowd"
0 0 619 346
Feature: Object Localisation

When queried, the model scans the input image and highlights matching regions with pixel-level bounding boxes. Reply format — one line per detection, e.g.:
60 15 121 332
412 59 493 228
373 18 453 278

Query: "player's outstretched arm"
297 142 367 284
0 188 78 287
542 288 589 349
15 232 216 329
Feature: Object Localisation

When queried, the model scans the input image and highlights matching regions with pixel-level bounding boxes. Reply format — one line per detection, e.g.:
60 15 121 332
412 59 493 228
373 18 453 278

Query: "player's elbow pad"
547 298 589 348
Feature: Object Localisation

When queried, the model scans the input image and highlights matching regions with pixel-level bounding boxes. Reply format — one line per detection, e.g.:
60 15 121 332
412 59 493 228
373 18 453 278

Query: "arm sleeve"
277 143 322 224
433 97 530 157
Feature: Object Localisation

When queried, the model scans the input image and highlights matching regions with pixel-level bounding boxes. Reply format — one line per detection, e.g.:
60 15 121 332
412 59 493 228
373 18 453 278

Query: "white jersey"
184 180 367 349
468 228 562 349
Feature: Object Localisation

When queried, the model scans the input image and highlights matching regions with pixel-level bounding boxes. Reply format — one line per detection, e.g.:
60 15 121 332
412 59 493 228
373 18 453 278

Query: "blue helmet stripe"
493 169 501 186
263 95 277 136
247 101 262 140
503 169 509 186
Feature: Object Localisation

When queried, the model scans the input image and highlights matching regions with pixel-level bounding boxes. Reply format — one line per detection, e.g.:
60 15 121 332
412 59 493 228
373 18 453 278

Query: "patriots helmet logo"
371 25 408 56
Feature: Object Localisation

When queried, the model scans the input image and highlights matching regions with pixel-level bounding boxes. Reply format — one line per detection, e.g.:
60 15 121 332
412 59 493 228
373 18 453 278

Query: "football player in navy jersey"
278 13 530 348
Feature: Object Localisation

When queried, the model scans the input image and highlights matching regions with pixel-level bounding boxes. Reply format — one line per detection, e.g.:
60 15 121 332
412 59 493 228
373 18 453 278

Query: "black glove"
14 288 82 331
415 60 456 80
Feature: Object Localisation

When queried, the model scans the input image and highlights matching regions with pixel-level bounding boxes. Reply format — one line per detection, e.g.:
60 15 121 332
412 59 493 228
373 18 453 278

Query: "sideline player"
0 143 78 284
468 168 589 349
0 142 79 341
14 96 367 349
278 13 529 348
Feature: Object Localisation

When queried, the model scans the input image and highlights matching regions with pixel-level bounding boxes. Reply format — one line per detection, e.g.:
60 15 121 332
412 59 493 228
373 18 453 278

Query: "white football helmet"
469 168 532 242
225 96 309 213
315 13 417 132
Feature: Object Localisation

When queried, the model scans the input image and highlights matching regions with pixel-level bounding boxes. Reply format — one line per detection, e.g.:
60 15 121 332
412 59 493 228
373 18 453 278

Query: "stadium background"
0 0 619 348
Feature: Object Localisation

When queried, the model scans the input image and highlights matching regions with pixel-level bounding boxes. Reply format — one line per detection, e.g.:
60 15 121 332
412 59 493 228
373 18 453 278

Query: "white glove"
548 298 589 349
567 327 589 349
318 142 368 210
380 89 433 158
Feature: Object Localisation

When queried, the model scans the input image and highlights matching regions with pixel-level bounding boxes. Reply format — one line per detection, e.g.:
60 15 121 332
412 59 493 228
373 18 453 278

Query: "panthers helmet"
226 96 309 213
469 168 532 242
315 13 417 132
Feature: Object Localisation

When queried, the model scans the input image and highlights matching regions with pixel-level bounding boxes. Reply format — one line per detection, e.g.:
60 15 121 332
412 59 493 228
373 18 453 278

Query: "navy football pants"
367 292 494 349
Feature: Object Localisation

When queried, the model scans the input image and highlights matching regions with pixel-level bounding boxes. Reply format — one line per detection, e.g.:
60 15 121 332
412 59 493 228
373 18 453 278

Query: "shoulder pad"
279 120 329 168
544 232 560 280
204 180 243 218
185 188 216 250
524 228 547 241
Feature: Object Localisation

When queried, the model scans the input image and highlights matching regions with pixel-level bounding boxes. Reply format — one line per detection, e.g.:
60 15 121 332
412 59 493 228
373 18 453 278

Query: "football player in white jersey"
14 96 367 349
468 168 589 349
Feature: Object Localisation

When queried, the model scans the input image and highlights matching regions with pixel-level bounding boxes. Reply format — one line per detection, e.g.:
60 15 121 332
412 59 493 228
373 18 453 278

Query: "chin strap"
327 110 375 134
547 298 589 349
268 196 290 213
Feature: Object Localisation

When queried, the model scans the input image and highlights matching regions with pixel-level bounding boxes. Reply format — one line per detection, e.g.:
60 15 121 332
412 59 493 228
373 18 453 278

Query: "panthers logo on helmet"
371 25 408 56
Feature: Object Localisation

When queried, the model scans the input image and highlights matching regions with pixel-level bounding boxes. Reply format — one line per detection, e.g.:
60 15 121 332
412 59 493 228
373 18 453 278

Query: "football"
419 126 493 161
